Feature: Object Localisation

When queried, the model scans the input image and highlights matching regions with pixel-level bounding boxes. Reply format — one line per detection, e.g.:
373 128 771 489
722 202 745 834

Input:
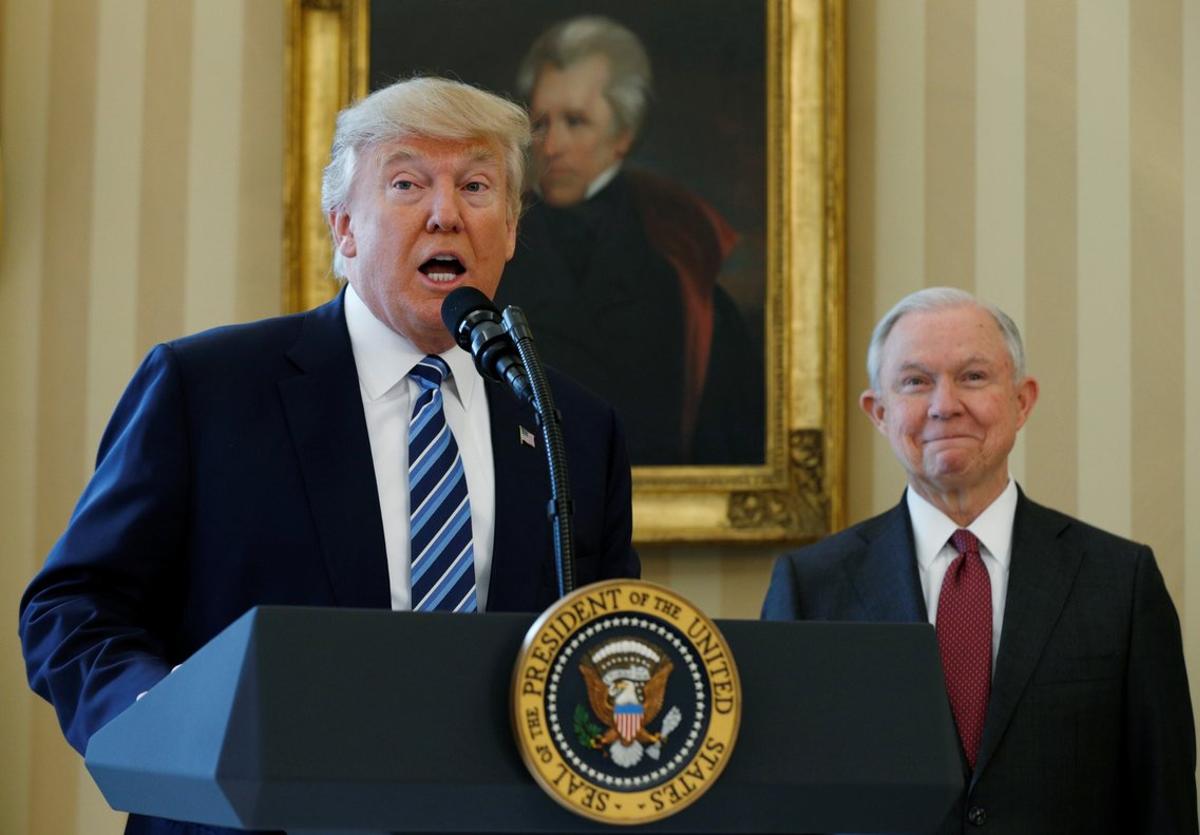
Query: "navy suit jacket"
19 293 639 832
762 491 1197 835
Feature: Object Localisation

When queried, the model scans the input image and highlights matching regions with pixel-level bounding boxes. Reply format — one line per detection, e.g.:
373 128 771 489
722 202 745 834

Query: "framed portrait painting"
285 0 846 543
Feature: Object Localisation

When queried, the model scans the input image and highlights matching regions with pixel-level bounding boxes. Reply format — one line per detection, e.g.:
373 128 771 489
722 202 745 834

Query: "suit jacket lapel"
972 491 1082 783
277 292 390 609
849 499 927 623
486 380 548 607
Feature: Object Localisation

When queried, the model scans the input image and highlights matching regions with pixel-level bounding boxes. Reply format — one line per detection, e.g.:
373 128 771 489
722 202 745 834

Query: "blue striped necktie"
407 355 477 613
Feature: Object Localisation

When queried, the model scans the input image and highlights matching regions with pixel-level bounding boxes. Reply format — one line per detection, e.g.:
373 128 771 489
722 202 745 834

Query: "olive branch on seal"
573 704 605 749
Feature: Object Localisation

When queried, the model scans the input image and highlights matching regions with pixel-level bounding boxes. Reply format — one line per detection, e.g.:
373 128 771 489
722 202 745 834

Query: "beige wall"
1 1 284 831
1 0 1196 832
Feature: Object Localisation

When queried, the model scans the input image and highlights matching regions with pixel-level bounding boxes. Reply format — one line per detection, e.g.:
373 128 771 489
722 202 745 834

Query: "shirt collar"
343 284 482 409
584 162 622 200
907 478 1018 569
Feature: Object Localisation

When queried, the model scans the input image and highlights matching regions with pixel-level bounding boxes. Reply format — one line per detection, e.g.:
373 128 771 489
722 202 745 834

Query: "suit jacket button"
967 806 987 826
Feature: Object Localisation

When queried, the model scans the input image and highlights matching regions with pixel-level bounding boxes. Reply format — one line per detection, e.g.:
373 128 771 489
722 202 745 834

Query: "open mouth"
419 255 466 283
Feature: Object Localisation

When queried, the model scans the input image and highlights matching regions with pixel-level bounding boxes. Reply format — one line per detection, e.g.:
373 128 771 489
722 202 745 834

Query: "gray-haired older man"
20 77 639 835
494 16 763 467
763 287 1196 834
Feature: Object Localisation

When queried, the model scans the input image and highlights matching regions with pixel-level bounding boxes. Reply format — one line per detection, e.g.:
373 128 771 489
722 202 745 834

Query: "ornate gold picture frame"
284 0 845 544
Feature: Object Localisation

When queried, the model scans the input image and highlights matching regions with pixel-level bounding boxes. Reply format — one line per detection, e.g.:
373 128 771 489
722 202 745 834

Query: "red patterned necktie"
936 528 992 769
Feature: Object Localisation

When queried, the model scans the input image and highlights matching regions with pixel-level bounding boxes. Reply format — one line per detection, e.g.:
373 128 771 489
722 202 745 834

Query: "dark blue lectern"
85 607 961 832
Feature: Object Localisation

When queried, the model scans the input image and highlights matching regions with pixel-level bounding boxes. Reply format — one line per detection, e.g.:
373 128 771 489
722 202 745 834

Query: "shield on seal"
614 702 643 743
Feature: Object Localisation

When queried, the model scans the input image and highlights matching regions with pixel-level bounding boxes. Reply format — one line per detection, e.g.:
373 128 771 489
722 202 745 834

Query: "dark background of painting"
369 0 768 351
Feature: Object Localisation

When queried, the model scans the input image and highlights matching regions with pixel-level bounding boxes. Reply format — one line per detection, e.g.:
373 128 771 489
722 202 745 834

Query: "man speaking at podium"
19 77 639 834
763 288 1196 834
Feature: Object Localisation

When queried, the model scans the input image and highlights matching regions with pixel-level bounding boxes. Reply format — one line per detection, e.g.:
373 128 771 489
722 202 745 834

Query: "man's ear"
329 209 356 258
613 129 634 160
1013 375 1039 430
504 211 518 262
859 389 888 434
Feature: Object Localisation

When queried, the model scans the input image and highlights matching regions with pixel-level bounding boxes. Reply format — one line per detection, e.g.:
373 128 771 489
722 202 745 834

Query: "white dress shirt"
583 162 621 200
907 479 1018 665
344 286 496 612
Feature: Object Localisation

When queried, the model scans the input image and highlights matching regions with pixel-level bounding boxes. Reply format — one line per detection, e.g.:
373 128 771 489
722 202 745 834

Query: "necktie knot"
409 355 450 391
950 528 981 558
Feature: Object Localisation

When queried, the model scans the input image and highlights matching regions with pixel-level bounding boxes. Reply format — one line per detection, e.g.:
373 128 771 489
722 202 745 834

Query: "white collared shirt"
344 285 496 611
907 479 1018 664
583 162 622 200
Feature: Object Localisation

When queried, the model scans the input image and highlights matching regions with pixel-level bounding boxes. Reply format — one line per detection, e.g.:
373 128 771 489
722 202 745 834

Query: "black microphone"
441 288 533 406
445 289 575 598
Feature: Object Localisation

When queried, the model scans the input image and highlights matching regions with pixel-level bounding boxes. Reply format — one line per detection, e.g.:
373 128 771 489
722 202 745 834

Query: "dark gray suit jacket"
762 490 1197 835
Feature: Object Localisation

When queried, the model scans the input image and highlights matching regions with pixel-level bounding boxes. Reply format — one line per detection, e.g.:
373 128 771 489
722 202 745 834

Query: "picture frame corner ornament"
727 428 828 539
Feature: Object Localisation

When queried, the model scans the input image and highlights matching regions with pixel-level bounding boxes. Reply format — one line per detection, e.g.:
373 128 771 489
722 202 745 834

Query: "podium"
85 606 962 833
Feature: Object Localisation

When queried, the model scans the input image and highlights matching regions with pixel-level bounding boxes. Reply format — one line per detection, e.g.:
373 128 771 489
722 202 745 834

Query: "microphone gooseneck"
439 287 576 600
501 305 575 598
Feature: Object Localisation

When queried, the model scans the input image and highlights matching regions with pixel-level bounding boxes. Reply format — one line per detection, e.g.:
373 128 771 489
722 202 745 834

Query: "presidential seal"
512 580 740 825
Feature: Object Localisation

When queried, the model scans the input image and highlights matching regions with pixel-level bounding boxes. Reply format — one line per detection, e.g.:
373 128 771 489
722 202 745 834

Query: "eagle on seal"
579 638 674 766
